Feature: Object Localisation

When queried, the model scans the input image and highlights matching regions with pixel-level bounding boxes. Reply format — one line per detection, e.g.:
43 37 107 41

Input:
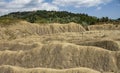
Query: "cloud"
5 0 31 8
0 0 112 16
97 7 102 10
53 0 112 7
0 0 59 16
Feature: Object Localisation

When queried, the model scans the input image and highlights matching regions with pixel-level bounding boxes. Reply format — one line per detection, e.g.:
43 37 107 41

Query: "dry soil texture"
0 21 120 73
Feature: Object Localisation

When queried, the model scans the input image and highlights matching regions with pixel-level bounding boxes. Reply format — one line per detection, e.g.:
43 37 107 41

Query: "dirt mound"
0 22 120 73
78 40 120 51
0 42 117 71
88 24 120 30
0 22 85 40
0 65 100 73
26 22 86 35
0 27 8 40
115 52 120 70
0 42 39 51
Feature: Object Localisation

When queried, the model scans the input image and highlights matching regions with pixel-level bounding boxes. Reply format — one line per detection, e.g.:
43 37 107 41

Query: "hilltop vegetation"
0 10 120 26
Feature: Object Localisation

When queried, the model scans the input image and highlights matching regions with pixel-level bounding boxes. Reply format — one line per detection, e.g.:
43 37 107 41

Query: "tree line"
0 10 120 26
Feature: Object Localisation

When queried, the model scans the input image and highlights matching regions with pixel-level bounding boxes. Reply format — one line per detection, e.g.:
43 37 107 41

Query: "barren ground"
0 21 120 73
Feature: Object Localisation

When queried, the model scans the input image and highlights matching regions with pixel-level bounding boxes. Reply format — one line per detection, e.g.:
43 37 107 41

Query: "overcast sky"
0 0 120 19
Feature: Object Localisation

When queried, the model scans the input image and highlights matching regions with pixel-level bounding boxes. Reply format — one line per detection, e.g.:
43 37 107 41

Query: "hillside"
0 20 120 73
0 10 120 26
0 10 120 73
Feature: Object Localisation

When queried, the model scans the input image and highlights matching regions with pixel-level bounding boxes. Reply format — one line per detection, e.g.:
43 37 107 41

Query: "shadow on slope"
77 40 120 51
0 42 39 51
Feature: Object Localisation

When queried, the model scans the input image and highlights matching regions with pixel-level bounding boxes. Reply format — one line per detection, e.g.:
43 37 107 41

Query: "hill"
0 10 119 26
0 10 120 73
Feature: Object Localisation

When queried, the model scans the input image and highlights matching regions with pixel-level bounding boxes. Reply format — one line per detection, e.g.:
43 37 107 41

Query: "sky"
0 0 120 19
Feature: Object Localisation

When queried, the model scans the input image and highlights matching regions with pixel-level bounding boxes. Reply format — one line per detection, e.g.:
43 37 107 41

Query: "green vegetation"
0 10 119 26
117 18 120 21
0 17 20 27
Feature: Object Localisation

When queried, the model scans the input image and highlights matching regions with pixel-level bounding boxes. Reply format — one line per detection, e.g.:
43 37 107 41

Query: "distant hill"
0 10 120 26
